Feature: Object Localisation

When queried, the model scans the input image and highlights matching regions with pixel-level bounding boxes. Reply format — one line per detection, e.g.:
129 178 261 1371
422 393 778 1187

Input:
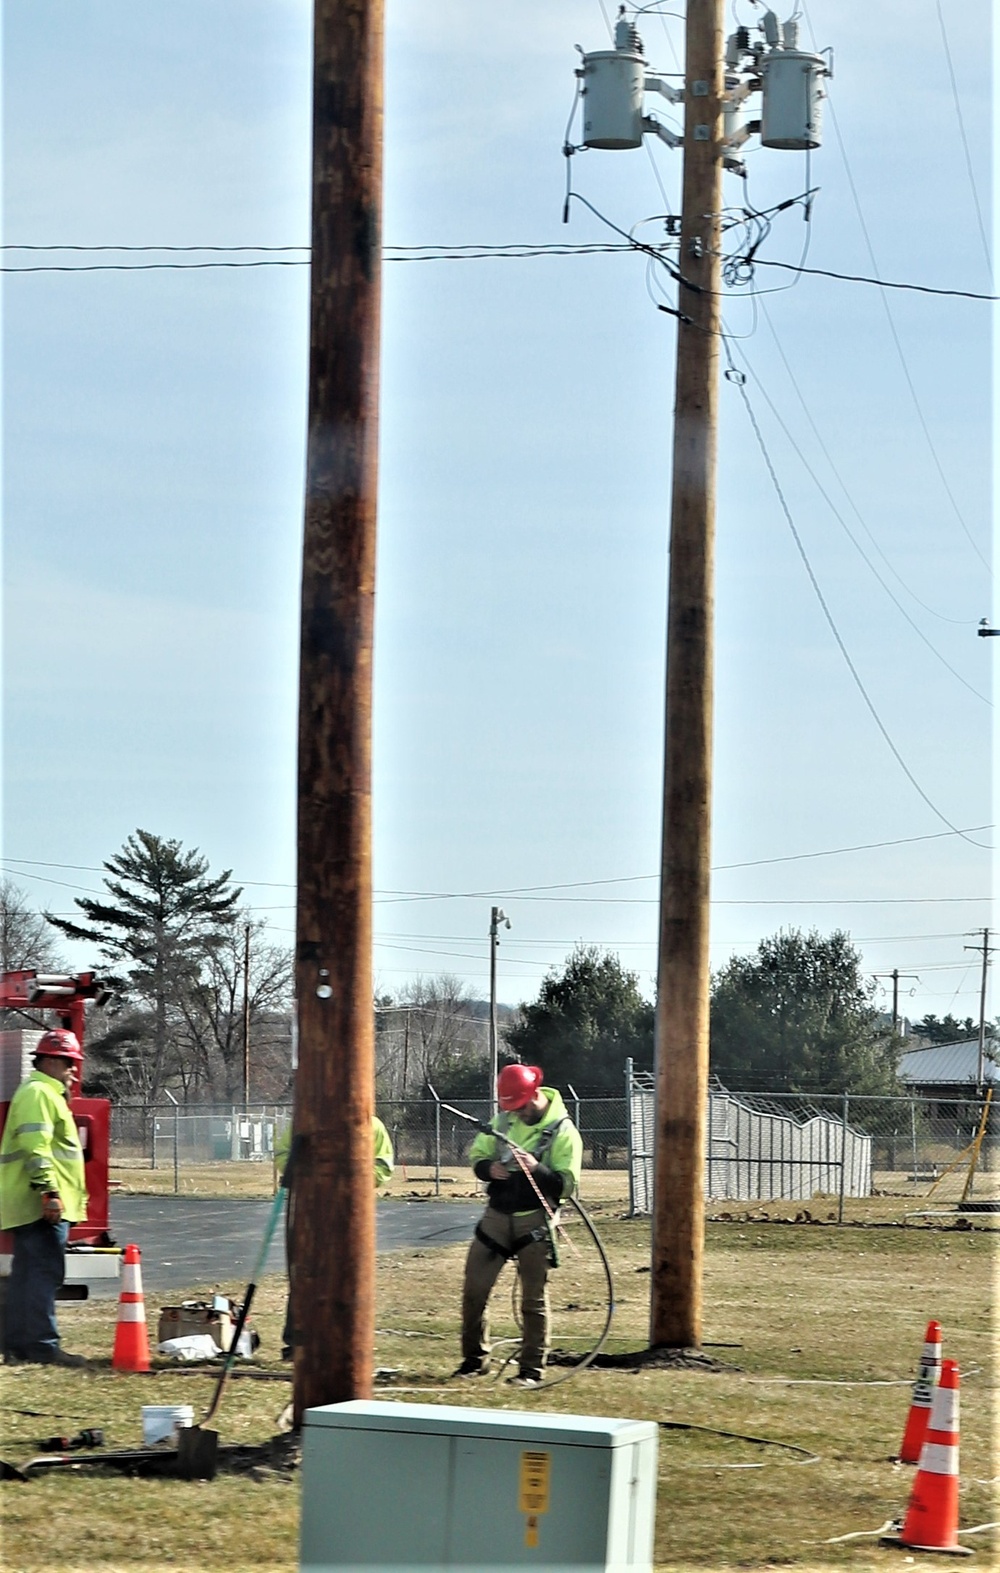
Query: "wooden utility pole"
872 969 919 1035
650 0 724 1350
488 906 508 1113
242 921 251 1105
291 0 384 1423
964 928 994 1091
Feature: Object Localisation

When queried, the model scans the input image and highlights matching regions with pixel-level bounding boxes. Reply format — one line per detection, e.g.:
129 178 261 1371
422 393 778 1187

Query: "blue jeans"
5 1218 69 1360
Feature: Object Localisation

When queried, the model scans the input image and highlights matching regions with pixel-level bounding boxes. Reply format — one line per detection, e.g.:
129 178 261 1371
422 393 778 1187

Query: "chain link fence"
109 1079 998 1222
627 1067 999 1222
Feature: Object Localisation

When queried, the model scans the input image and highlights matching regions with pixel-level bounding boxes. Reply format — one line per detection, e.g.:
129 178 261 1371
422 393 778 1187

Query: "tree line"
3 831 991 1104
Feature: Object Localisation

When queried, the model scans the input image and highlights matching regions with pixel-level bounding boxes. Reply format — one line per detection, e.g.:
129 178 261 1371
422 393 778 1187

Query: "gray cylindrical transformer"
760 49 826 149
580 49 645 149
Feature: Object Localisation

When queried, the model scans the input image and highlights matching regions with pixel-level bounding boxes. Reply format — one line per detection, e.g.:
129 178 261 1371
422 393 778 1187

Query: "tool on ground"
10 1447 188 1479
177 1172 289 1480
439 1099 615 1389
35 1428 104 1452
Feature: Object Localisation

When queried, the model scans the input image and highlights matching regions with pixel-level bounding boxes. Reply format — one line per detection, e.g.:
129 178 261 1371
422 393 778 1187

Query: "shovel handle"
200 1187 287 1427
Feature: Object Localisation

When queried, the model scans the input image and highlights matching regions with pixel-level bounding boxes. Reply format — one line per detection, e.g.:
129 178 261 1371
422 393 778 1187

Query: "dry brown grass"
1 1209 996 1572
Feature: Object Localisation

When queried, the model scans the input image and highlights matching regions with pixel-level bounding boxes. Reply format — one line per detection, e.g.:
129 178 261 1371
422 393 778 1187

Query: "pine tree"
710 928 901 1095
46 830 241 1100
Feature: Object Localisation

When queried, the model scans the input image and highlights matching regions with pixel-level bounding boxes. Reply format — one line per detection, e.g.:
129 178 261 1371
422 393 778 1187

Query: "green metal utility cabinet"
300 1400 658 1572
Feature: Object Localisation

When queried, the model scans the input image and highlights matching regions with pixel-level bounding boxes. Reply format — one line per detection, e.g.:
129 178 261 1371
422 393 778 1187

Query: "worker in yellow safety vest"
275 1114 394 1358
455 1064 582 1387
0 1031 90 1366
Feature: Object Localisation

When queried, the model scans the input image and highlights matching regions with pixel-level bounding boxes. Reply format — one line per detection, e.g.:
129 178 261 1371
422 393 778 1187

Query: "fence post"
910 1097 918 1191
566 1082 581 1131
625 1059 635 1217
163 1089 180 1195
838 1092 849 1224
426 1083 441 1198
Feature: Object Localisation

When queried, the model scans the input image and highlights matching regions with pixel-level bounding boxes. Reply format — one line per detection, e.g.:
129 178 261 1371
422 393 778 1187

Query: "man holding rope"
455 1064 582 1387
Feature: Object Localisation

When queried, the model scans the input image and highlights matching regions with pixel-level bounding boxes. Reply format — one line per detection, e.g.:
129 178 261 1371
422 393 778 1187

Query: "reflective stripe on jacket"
275 1115 394 1187
468 1087 583 1214
0 1070 88 1229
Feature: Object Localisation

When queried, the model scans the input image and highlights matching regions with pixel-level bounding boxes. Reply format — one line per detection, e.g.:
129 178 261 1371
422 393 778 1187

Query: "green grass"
1 1212 996 1571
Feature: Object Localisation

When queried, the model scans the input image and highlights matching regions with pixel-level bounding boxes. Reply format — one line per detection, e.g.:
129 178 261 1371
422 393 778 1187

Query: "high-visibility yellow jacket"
275 1115 394 1187
0 1070 88 1229
469 1087 582 1216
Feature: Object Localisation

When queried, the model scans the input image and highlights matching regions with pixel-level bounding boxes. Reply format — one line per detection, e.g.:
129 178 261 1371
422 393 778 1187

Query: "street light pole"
488 906 510 1113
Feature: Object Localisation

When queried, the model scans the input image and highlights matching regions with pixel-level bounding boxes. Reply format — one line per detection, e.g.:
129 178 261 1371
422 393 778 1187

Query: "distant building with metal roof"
898 1039 998 1091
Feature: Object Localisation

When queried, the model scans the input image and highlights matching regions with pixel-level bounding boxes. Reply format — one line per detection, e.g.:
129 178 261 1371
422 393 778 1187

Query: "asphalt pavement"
88 1195 481 1299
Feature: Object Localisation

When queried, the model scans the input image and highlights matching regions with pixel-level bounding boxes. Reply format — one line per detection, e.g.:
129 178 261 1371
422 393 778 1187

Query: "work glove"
40 1191 64 1225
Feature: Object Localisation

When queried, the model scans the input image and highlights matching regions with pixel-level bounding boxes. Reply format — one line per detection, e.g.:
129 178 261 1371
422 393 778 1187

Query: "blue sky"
2 1 994 1024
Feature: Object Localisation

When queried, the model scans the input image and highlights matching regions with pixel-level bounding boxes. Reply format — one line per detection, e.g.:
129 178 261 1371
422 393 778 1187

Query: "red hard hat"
497 1063 543 1111
35 1028 83 1065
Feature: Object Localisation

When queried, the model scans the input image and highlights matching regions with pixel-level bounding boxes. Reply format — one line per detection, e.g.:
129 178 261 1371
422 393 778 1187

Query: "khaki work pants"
460 1206 552 1377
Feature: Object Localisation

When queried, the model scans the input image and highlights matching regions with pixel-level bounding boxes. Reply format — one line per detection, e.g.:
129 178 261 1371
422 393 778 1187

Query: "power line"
731 342 990 706
727 354 992 854
933 0 993 286
799 5 991 575
1 242 995 300
759 302 973 629
745 257 995 302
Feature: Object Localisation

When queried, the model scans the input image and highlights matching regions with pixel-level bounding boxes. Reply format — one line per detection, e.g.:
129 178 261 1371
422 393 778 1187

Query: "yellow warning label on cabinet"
518 1450 551 1515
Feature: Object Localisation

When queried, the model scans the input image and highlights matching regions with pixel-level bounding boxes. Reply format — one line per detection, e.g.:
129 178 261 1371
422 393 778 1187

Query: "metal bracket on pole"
644 75 685 105
643 115 682 150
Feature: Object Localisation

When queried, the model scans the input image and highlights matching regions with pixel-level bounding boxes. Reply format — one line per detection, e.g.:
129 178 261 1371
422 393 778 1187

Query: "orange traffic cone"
885 1360 972 1556
899 1319 942 1464
112 1243 151 1372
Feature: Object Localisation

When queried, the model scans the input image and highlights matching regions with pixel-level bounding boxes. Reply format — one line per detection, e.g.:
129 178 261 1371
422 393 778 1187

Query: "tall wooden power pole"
650 0 724 1350
292 0 384 1423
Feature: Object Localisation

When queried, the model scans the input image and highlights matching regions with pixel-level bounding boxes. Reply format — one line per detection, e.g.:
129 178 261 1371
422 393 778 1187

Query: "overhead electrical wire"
759 303 974 628
799 6 991 578
1 241 994 301
933 0 993 285
724 345 992 854
4 822 992 891
729 343 990 706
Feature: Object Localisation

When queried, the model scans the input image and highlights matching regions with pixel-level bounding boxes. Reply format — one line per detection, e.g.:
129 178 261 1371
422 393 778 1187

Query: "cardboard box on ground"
157 1297 258 1354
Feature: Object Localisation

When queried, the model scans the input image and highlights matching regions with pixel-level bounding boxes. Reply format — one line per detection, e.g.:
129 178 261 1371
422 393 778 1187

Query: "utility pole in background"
872 969 919 1036
292 0 384 1423
242 921 251 1105
488 906 510 1113
650 0 724 1351
964 928 994 1090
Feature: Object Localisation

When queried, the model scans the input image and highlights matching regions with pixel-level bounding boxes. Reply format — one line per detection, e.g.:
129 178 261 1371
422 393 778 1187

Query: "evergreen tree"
710 928 900 1095
46 830 241 1100
505 945 654 1094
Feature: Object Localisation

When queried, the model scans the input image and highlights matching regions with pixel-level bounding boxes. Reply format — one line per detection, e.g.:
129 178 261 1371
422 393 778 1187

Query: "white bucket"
141 1404 194 1446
